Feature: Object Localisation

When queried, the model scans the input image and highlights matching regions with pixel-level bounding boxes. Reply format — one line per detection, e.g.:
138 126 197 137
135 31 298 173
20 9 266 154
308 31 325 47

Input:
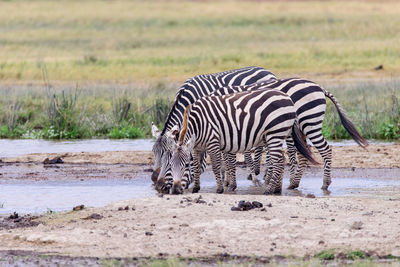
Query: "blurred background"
0 0 399 140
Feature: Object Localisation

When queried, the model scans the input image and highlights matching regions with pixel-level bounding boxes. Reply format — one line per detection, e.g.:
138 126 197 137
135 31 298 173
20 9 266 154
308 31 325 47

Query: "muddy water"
0 139 393 158
0 139 154 158
1 162 399 214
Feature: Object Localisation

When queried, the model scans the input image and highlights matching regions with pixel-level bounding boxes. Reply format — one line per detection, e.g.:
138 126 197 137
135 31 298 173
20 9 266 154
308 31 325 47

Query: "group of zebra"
151 66 368 195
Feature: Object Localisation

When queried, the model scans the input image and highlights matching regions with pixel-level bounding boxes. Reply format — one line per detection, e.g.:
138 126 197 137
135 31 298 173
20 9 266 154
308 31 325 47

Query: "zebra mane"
160 87 187 136
179 105 191 145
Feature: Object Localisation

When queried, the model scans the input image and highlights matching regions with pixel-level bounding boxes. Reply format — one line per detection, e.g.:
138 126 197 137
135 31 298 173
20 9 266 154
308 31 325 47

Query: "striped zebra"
151 66 276 191
210 78 368 190
163 88 318 194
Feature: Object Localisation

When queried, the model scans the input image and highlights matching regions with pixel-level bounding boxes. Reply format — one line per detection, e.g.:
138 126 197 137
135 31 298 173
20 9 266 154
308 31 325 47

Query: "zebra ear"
151 122 161 138
165 125 179 140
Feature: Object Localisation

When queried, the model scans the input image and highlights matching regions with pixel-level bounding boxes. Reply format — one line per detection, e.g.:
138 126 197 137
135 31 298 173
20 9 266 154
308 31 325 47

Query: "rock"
350 221 363 230
72 205 85 211
252 201 263 208
305 193 316 198
231 206 241 211
145 231 153 236
9 212 19 220
43 157 63 165
82 213 103 220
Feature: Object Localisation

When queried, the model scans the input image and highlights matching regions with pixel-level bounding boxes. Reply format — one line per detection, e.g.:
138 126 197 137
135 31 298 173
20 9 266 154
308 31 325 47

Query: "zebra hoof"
247 174 253 181
227 185 237 192
255 169 260 176
216 187 224 194
321 185 330 190
287 184 299 190
192 186 200 193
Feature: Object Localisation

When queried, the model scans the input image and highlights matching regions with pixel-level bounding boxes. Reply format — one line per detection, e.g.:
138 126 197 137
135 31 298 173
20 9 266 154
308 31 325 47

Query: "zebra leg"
263 148 272 184
309 135 332 190
225 152 237 192
264 138 284 195
222 152 230 187
191 149 204 193
253 146 264 176
208 145 224 194
291 151 308 188
287 136 300 189
244 151 254 180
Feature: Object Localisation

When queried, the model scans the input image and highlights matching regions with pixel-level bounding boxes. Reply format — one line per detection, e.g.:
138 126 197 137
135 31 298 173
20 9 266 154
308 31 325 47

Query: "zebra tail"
292 122 319 165
323 89 369 148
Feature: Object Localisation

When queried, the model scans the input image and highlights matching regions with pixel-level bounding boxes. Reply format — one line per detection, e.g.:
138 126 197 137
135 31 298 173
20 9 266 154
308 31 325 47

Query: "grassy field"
0 0 399 139
0 0 400 82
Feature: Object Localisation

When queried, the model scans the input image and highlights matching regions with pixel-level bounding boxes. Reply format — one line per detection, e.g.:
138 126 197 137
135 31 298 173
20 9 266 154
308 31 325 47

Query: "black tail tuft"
292 122 319 165
336 109 369 148
324 89 369 148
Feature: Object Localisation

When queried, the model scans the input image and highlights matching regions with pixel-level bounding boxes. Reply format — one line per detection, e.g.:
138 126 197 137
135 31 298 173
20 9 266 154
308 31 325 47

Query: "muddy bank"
2 143 400 169
1 193 400 258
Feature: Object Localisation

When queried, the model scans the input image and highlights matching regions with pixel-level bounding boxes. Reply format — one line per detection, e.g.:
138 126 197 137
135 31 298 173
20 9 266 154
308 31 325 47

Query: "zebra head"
151 123 179 183
168 135 196 194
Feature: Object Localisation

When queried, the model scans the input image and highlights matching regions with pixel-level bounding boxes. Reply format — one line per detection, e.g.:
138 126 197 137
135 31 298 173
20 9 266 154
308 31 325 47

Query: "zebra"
209 78 368 190
151 66 277 191
163 88 318 195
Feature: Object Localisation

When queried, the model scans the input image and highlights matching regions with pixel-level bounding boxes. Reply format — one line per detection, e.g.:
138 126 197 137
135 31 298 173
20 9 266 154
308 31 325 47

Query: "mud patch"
0 214 40 230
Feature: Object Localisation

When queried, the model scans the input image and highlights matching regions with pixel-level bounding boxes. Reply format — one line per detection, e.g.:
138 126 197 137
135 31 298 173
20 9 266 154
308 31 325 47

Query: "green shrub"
347 250 366 260
316 250 335 260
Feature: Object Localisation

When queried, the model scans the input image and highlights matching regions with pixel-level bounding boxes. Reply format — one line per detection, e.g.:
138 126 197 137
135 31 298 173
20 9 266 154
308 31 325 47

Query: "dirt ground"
0 143 400 263
3 143 400 169
0 193 400 259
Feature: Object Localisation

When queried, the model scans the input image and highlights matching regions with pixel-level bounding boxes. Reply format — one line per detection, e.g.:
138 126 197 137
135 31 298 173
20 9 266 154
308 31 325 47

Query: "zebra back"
160 66 276 135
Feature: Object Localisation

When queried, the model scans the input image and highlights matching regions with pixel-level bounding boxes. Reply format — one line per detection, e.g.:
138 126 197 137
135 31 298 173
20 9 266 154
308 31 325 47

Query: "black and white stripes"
151 66 276 190
166 88 317 194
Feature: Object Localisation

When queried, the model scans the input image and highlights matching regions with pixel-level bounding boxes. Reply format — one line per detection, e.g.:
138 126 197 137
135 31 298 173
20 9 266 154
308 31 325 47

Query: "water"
0 139 154 158
0 139 393 158
1 166 399 215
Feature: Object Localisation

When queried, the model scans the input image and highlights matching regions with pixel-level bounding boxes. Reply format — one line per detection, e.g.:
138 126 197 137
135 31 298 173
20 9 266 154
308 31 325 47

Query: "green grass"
0 0 400 82
315 250 335 260
0 79 398 140
0 0 399 140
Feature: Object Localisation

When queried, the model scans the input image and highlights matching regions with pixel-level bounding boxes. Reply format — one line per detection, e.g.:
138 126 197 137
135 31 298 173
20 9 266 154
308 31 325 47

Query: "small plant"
108 125 144 139
46 208 55 214
316 250 335 260
151 98 172 126
112 94 131 124
347 250 366 260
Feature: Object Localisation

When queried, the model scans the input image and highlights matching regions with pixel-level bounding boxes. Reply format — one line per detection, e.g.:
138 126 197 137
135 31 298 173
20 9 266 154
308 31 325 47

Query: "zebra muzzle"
151 168 161 184
171 181 184 195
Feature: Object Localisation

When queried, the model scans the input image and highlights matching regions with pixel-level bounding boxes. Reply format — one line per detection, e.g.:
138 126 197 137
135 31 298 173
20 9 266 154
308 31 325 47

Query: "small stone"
72 205 84 211
350 221 363 230
318 240 325 245
118 207 124 211
145 231 153 236
124 233 128 238
8 212 18 220
252 201 263 208
124 206 129 210
305 193 316 198
331 218 335 221
267 203 273 207
231 206 242 211
82 213 103 220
